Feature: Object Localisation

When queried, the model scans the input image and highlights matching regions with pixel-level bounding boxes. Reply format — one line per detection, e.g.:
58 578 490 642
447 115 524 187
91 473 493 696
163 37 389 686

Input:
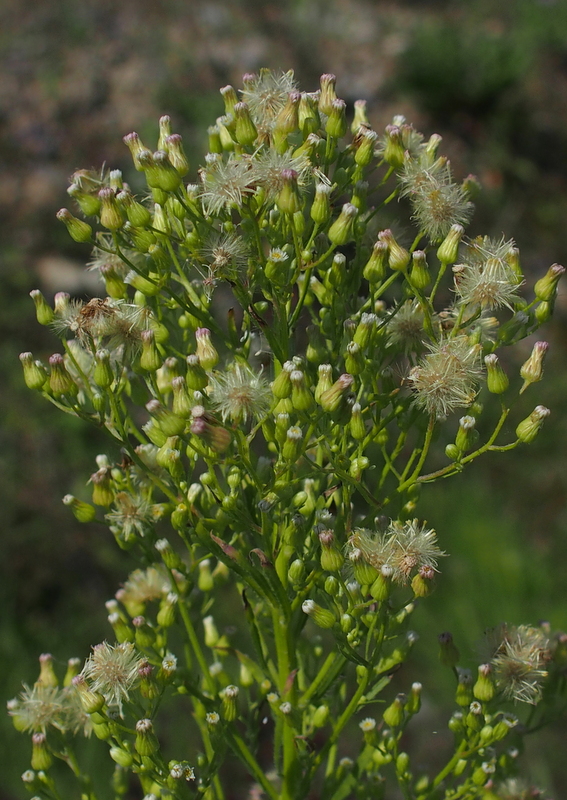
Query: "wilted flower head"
348 519 445 585
408 335 482 419
400 155 473 242
251 148 313 200
386 300 427 353
199 154 255 216
208 362 271 424
118 566 172 610
106 492 154 542
81 641 144 713
199 231 249 293
241 69 298 137
490 624 551 705
454 236 522 310
9 684 64 733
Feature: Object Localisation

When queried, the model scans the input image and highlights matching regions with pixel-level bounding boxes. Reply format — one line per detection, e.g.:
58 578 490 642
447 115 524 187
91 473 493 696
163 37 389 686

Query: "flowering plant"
12 69 567 800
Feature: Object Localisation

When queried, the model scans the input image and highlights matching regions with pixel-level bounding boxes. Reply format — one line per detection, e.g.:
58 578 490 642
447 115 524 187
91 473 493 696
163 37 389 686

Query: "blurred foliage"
1 0 567 797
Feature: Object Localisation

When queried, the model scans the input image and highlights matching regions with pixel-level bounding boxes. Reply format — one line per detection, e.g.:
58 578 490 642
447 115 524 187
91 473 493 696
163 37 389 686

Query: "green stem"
226 730 279 800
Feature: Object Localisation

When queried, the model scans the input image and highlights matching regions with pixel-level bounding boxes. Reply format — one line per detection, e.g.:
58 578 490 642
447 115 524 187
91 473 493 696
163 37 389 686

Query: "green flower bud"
465 700 484 731
31 733 52 772
123 131 149 170
345 341 365 375
288 558 305 585
319 373 354 413
110 746 134 768
29 290 54 326
535 300 552 324
276 169 301 215
484 353 509 394
516 405 550 443
437 224 464 264
370 568 392 601
383 125 405 169
354 128 377 167
298 92 320 137
72 675 105 714
349 402 366 440
328 203 358 246
203 615 220 648
195 328 219 371
234 102 258 146
325 98 347 138
63 494 96 523
142 150 182 193
67 182 101 216
98 188 124 231
116 189 151 227
383 694 405 728
411 565 435 598
409 250 430 290
314 364 333 403
302 599 336 629
310 183 332 225
319 530 344 573
363 241 388 284
56 208 93 242
282 425 303 461
108 612 134 643
455 415 478 453
157 592 178 628
290 369 314 412
324 575 340 596
312 704 329 728
318 73 337 115
198 559 214 592
349 547 378 585
164 133 190 176
48 354 78 397
19 352 48 390
274 91 301 137
135 718 160 756
534 263 565 303
473 663 496 703
379 229 410 271
171 376 192 418
265 248 291 286
146 399 186 437
220 685 239 721
520 341 548 393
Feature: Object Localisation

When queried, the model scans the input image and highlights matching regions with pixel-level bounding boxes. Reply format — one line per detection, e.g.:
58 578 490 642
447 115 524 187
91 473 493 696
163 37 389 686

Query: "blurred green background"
2 0 567 796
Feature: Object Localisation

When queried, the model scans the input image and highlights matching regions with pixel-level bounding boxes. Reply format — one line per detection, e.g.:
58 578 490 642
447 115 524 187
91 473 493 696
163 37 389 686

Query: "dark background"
2 0 567 796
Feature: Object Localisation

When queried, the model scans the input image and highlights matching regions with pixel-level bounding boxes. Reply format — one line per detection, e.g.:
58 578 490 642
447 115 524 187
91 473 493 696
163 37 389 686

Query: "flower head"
81 641 144 714
490 624 551 705
241 69 298 138
386 300 427 353
208 362 271 424
454 236 522 310
199 154 256 216
106 492 155 543
9 684 65 733
251 148 313 200
408 335 483 419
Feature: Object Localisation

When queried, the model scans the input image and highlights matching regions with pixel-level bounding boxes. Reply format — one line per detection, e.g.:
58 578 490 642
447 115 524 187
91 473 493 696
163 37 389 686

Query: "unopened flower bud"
310 182 332 225
484 353 509 394
383 694 405 728
290 370 314 412
363 241 388 285
72 675 105 714
233 102 258 146
63 494 96 523
437 224 464 264
198 559 214 592
411 565 436 598
326 98 347 139
67 182 101 216
319 530 344 573
520 341 548 393
31 733 52 772
123 131 149 170
314 364 333 403
195 328 219 371
164 134 190 176
203 615 220 648
220 685 239 721
354 128 377 167
319 373 354 413
410 250 430 290
516 405 550 443
157 592 178 628
48 354 78 397
349 402 366 440
318 73 337 116
302 599 336 629
455 415 478 453
370 567 392 602
534 263 565 303
379 229 410 271
98 188 124 231
147 399 186 437
56 208 92 242
473 663 496 703
282 425 303 461
19 352 48 390
383 125 405 169
135 718 160 756
276 169 301 215
29 290 54 326
328 203 358 245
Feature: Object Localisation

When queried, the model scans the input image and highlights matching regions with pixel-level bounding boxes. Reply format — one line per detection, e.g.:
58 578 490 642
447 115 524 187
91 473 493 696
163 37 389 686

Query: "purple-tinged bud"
484 353 509 394
56 208 92 242
63 657 81 687
411 565 436 598
328 203 358 245
318 73 337 116
354 128 377 167
379 229 410 271
63 494 96 523
319 373 354 413
19 352 48 391
48 354 78 397
534 263 565 303
520 341 548 393
98 188 124 231
325 98 347 139
31 732 52 771
516 405 550 444
37 653 58 688
437 224 465 265
302 599 336 629
190 411 231 453
319 530 344 573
